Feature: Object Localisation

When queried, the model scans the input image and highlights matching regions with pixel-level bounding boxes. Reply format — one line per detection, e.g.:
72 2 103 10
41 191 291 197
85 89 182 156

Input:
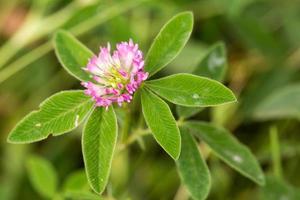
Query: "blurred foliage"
1 0 300 199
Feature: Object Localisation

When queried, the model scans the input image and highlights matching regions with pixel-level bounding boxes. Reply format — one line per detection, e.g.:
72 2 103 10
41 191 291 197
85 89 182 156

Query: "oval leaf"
54 30 93 81
26 155 58 198
254 84 300 120
176 127 211 200
176 42 227 119
193 42 227 82
63 170 89 193
261 176 300 200
145 12 193 77
7 90 94 143
176 106 204 119
82 106 117 194
141 88 181 160
184 121 265 185
146 73 236 107
64 191 103 200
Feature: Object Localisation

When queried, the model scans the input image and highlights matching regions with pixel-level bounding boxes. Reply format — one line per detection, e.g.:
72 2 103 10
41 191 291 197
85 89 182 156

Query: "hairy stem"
120 105 132 143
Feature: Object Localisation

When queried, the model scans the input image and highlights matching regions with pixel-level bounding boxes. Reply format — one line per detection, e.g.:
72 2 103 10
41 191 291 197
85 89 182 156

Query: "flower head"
82 39 148 108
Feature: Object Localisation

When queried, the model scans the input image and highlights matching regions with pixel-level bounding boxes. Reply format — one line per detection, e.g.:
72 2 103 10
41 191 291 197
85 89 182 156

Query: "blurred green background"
1 0 300 199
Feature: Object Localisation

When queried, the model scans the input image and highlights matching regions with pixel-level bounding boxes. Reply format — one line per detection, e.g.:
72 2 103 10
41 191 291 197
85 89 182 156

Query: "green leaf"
82 107 118 194
26 155 58 199
239 67 293 118
261 176 300 200
64 191 103 200
176 42 227 119
282 6 300 48
145 12 193 77
231 15 283 57
141 88 181 160
176 106 204 119
254 84 300 120
146 73 236 107
7 90 94 143
184 121 265 185
63 170 89 192
223 0 253 17
176 127 211 200
168 42 207 74
193 42 227 82
54 30 94 81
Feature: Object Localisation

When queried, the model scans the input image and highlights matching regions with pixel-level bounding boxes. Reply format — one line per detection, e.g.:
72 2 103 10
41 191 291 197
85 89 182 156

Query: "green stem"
269 125 282 179
0 2 77 69
0 40 21 68
177 117 185 126
0 13 38 68
118 128 151 152
0 0 27 68
0 0 145 85
70 0 143 37
0 42 52 84
199 141 212 160
120 105 131 143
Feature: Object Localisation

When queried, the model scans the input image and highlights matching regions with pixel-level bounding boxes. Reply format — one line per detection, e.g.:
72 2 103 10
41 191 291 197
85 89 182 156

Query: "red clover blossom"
81 39 148 108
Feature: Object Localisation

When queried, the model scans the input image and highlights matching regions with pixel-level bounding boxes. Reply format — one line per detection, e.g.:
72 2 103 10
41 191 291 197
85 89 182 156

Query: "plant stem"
0 0 145 85
0 40 21 68
0 42 52 84
199 141 212 160
0 2 77 69
118 128 151 152
120 105 131 143
70 0 143 37
269 125 282 179
177 117 185 126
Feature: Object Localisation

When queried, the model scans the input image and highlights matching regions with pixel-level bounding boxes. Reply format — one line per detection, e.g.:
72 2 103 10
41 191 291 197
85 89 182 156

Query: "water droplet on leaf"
192 93 200 99
35 123 41 127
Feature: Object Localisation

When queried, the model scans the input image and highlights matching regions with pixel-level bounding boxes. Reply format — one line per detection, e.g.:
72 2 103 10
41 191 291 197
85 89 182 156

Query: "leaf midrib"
147 84 232 101
146 14 192 76
26 98 93 134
